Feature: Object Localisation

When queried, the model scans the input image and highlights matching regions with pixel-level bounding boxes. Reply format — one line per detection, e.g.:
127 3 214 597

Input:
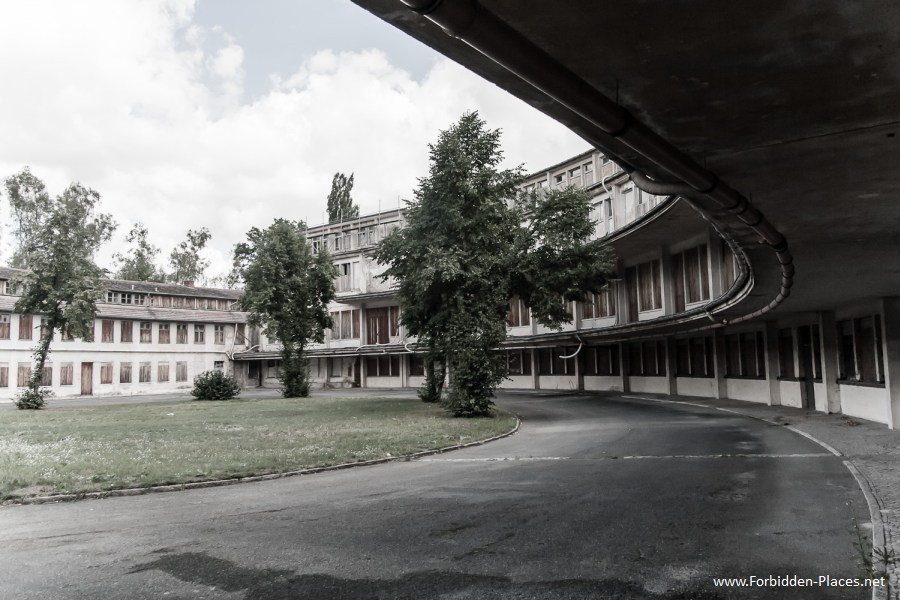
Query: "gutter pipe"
399 0 793 323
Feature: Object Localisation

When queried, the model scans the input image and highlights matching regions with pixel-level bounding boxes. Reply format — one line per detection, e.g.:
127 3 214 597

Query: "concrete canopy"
352 0 900 320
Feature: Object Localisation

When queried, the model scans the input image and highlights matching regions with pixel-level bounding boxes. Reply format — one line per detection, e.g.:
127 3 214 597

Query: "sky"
0 0 588 281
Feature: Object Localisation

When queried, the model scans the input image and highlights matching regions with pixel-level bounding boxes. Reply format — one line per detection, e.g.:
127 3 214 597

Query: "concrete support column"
880 297 900 429
360 354 368 389
817 311 842 414
531 349 540 390
764 321 782 406
400 354 408 388
619 342 630 393
575 345 585 392
666 336 677 395
713 328 728 399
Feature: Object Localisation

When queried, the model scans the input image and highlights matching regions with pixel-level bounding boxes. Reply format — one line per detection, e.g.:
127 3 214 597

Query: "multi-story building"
0 267 249 399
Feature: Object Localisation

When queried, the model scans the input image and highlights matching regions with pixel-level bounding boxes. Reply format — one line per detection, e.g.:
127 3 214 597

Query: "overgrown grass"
0 397 516 501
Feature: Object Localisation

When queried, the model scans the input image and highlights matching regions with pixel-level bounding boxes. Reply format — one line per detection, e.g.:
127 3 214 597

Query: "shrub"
14 388 52 410
191 370 240 401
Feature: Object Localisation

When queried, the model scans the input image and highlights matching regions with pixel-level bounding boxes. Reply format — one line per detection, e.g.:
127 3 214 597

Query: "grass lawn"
0 396 516 501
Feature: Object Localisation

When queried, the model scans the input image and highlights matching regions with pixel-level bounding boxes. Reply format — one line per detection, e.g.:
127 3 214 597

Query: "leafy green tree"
3 170 116 408
326 172 359 223
376 112 615 417
168 227 211 284
113 223 165 282
4 167 53 268
234 219 337 397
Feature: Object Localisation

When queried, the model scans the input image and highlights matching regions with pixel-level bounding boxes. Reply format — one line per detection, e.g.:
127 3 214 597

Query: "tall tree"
113 223 165 282
168 227 211 284
4 167 53 268
4 170 116 408
326 172 359 223
234 219 336 397
376 112 615 417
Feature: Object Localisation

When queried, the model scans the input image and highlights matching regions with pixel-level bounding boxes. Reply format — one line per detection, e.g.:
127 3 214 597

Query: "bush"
191 370 240 401
14 388 52 410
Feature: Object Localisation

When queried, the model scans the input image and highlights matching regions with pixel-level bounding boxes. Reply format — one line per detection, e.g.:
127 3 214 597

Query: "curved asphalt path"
0 392 871 599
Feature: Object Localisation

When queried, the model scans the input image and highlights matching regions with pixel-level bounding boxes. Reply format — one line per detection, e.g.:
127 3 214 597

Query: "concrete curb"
5 417 521 507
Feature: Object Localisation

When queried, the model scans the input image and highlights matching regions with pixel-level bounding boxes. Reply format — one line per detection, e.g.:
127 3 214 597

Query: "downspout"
400 0 793 322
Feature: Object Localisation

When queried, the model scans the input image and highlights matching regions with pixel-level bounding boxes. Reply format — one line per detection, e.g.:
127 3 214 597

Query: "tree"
326 172 359 223
168 227 211 284
376 112 615 417
3 169 116 408
113 223 165 282
4 167 53 268
234 219 337 397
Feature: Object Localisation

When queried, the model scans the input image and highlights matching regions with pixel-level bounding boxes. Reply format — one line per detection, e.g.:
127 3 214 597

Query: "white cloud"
0 1 586 279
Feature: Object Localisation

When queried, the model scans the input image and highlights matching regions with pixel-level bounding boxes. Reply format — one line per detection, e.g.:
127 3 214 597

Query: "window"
675 337 715 378
214 361 224 371
236 323 246 342
364 354 401 377
838 316 884 384
41 364 52 386
159 323 170 344
40 317 51 340
19 314 33 340
506 349 533 375
106 291 117 303
139 362 151 383
537 347 577 376
100 319 114 343
366 306 400 344
266 360 279 378
194 324 205 343
335 262 357 292
176 362 188 382
778 329 795 378
100 363 113 384
140 322 152 343
2 280 11 295
0 313 9 339
158 362 170 382
176 324 188 344
583 162 595 185
724 331 766 378
214 325 225 344
312 239 322 254
581 289 616 319
408 354 425 376
672 244 710 311
0 364 8 388
82 320 94 342
507 297 531 327
629 260 663 312
628 341 667 376
17 363 31 387
601 156 611 165
120 362 132 384
121 320 133 343
554 172 566 187
581 345 620 376
60 363 74 386
330 310 360 340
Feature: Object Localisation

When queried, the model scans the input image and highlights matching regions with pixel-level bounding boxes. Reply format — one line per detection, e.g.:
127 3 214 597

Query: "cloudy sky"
0 0 587 281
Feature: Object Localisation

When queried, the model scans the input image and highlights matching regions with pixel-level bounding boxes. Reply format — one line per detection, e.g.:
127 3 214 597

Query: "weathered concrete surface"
0 392 870 599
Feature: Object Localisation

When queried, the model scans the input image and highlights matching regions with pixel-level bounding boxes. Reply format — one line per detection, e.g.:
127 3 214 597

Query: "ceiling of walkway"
353 0 900 316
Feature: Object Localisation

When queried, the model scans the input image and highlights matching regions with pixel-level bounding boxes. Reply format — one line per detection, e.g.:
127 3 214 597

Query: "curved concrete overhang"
351 0 900 329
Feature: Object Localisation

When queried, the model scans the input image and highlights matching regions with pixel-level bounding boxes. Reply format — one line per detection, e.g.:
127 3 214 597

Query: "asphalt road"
0 392 872 599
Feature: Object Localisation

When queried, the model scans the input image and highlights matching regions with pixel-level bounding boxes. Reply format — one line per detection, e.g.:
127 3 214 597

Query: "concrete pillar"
764 321 782 406
531 349 540 390
880 297 900 429
575 345 585 392
713 328 728 399
817 311 842 414
666 336 677 395
619 342 631 393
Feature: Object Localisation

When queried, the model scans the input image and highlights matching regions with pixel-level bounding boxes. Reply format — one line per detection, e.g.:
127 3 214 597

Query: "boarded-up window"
214 325 225 344
159 323 170 344
60 363 74 386
637 260 662 311
0 364 7 387
507 297 531 327
408 354 425 376
176 324 188 344
581 288 616 320
140 322 152 343
101 319 114 343
41 364 52 386
507 349 533 375
121 320 133 343
139 362 151 383
676 337 714 378
366 307 399 344
158 362 170 382
194 324 205 344
581 345 619 376
0 313 10 339
236 323 246 342
778 328 795 378
100 363 113 384
725 332 766 378
19 314 33 340
176 362 188 382
17 363 30 387
330 310 360 340
120 362 132 384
